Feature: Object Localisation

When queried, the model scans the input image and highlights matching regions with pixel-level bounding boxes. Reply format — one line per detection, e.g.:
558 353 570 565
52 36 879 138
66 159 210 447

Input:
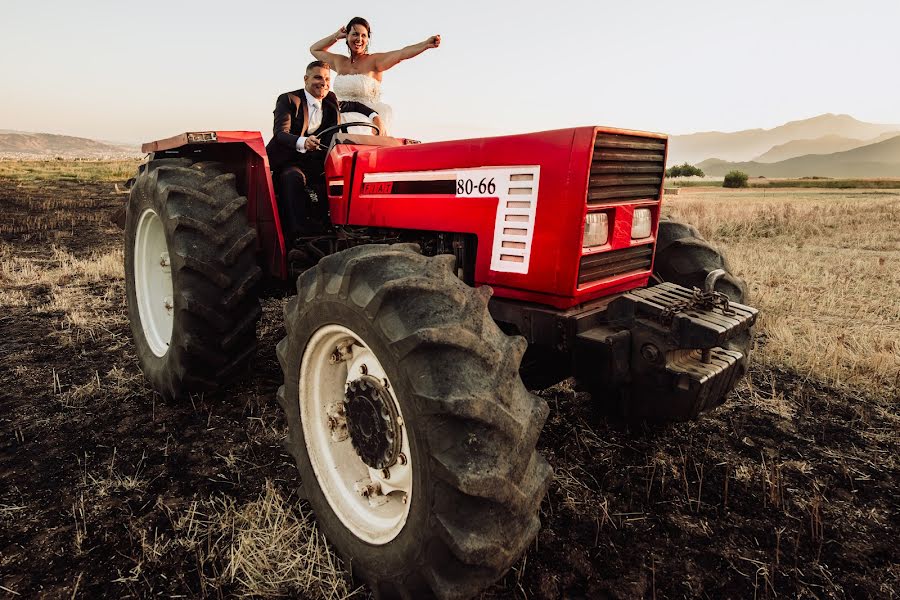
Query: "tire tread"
278 243 551 599
124 159 262 399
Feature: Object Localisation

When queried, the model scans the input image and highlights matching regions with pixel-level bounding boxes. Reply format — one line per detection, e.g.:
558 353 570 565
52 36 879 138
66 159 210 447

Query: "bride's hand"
335 26 347 40
427 35 441 48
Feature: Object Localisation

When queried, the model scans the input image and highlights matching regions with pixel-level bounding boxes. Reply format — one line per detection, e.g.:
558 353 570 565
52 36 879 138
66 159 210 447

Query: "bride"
310 17 440 135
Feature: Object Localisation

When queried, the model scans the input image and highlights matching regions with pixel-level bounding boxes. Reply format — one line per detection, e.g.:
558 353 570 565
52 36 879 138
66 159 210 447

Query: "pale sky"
2 0 898 145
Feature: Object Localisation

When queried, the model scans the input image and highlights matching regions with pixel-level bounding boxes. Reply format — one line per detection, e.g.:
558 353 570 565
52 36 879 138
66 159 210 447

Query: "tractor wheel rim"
300 324 413 544
134 208 174 357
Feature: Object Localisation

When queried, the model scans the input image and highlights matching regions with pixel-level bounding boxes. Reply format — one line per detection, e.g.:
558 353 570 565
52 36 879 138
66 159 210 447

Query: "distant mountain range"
752 131 899 163
4 116 900 178
668 113 900 164
698 134 900 178
0 131 140 158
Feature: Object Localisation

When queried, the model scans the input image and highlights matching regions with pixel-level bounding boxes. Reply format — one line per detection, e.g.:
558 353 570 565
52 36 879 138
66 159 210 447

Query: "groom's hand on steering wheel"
305 135 322 151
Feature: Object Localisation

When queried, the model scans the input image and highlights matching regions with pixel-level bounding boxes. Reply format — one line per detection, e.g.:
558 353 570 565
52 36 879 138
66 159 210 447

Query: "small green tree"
665 162 705 178
723 170 749 188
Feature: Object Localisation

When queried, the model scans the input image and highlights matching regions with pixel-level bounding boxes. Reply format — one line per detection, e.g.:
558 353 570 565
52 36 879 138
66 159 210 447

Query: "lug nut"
355 479 382 498
331 342 354 364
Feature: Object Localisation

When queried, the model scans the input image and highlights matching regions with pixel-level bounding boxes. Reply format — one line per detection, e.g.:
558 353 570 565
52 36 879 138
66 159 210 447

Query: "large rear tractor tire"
124 159 262 399
277 243 552 599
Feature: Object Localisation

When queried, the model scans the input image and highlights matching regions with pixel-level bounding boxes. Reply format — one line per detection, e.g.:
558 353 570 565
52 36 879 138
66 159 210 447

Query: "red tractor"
124 125 756 599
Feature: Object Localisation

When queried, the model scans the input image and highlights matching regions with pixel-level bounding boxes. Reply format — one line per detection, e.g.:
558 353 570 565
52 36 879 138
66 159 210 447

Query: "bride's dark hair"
345 16 371 52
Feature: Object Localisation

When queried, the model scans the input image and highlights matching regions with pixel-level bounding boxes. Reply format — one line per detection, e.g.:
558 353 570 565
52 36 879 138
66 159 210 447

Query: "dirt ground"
1 172 898 599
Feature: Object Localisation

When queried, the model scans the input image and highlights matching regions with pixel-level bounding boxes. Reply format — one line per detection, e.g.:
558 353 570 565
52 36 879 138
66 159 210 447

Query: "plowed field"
1 166 897 599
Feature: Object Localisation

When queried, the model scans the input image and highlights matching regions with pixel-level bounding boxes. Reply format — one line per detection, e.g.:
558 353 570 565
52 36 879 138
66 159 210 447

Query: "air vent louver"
578 245 653 285
589 134 666 205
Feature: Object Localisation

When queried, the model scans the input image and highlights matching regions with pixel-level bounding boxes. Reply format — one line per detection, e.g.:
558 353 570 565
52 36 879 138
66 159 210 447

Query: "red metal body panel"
144 126 667 307
325 126 667 309
333 129 583 308
226 132 288 280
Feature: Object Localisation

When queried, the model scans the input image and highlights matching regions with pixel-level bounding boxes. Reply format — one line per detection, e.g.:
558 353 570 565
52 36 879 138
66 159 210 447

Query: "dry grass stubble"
133 482 362 599
0 167 355 597
663 188 900 397
0 159 140 182
3 163 897 598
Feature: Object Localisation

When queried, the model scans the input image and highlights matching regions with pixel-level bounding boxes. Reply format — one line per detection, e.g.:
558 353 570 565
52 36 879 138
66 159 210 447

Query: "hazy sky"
2 0 898 145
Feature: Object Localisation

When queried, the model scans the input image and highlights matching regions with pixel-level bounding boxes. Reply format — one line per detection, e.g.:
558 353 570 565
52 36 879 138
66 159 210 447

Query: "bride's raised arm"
310 28 350 71
372 35 441 73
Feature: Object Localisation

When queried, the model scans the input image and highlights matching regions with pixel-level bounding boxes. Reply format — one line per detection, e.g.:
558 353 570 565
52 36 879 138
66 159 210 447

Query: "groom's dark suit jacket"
265 89 373 173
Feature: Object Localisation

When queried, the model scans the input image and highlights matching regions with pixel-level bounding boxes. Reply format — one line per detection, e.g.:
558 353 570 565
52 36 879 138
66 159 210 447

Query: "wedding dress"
332 73 393 135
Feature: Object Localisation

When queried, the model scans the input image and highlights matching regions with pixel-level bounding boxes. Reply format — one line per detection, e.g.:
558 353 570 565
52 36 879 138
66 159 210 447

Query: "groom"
266 60 381 238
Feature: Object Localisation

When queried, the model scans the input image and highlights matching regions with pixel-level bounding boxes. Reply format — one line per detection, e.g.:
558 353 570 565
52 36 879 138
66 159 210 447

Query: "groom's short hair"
307 60 329 73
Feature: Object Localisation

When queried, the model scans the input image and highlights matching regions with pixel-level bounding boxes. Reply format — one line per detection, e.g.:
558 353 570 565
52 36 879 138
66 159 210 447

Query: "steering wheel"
315 121 381 140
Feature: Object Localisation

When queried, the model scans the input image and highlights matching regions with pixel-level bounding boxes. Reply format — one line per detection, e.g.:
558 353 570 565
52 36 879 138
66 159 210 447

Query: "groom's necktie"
308 100 322 134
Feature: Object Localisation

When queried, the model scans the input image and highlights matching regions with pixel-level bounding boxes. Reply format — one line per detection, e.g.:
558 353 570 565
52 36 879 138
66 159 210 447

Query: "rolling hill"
697 134 900 178
668 114 900 165
0 131 140 158
753 134 867 163
753 131 900 163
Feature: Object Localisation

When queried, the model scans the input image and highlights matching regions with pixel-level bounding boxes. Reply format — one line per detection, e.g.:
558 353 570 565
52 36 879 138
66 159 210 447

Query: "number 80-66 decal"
456 176 496 196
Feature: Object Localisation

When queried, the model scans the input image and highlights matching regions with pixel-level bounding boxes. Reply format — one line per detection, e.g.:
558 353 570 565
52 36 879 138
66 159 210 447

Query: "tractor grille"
588 133 666 206
578 244 653 286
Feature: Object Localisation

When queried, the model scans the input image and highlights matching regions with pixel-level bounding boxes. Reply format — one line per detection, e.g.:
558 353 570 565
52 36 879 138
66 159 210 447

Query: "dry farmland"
0 162 898 599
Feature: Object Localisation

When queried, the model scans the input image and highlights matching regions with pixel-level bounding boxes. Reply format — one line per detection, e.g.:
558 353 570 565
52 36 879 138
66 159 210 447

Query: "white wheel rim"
134 208 174 357
300 324 413 544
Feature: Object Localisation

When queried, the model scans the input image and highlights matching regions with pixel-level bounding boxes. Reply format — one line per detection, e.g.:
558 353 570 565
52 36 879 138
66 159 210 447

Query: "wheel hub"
300 325 413 544
344 375 401 469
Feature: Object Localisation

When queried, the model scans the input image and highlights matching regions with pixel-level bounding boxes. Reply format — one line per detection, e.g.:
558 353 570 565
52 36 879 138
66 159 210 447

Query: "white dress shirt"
296 90 323 153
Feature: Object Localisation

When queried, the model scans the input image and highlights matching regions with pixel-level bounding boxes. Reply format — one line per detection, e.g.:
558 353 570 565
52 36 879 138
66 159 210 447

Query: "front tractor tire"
654 219 748 303
125 159 262 399
277 244 552 599
653 218 753 371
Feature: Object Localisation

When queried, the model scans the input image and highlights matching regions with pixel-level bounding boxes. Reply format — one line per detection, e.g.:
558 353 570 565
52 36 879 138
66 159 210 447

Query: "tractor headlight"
631 208 652 239
582 212 609 248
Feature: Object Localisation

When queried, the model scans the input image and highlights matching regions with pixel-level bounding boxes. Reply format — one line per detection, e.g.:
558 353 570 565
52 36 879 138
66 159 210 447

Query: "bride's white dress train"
332 73 393 135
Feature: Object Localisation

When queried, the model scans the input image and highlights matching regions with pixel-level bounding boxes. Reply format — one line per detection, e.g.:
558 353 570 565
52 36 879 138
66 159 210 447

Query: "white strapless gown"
332 73 393 135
